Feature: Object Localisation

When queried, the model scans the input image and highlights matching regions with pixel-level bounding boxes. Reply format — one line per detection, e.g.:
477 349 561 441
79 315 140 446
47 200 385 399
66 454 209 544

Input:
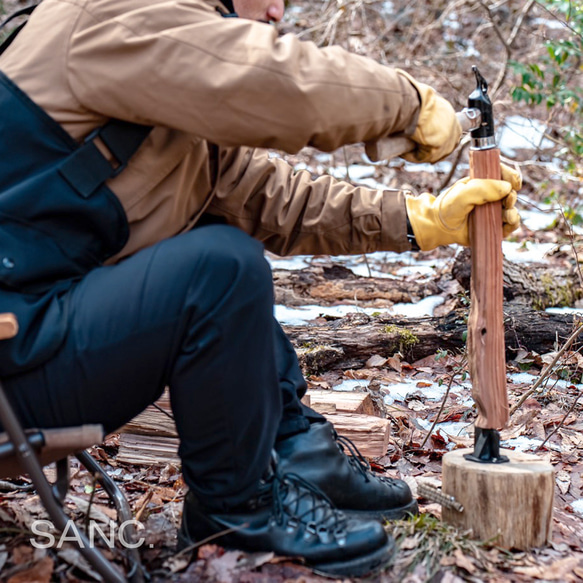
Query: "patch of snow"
391 295 445 317
532 17 569 30
347 263 400 279
381 1 395 14
356 178 387 190
519 209 558 231
394 257 449 277
462 39 480 58
416 418 472 438
547 306 583 315
497 116 555 157
332 379 371 392
501 436 544 452
509 372 538 385
274 294 446 325
571 499 583 516
402 161 453 174
383 378 447 404
266 255 312 270
274 304 387 325
502 241 557 263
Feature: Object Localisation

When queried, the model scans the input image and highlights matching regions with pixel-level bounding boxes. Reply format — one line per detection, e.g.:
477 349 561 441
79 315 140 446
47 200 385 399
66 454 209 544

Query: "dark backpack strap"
59 120 152 199
0 5 152 197
0 4 39 56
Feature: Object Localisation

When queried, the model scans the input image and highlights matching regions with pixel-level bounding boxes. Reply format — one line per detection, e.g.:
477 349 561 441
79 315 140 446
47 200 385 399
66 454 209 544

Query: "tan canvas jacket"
0 0 421 260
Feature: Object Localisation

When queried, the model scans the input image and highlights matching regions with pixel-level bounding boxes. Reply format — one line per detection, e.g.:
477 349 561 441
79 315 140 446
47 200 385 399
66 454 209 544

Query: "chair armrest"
0 313 18 340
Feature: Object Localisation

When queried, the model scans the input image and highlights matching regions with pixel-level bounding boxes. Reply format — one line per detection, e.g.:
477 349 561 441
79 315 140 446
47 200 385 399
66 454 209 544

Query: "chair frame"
0 376 146 583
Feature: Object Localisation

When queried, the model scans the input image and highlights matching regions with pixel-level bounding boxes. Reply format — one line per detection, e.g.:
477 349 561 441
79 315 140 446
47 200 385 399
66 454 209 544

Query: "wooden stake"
468 147 508 430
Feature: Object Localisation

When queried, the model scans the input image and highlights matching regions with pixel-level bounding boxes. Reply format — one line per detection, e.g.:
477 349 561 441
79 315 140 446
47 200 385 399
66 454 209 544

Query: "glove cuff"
406 215 420 251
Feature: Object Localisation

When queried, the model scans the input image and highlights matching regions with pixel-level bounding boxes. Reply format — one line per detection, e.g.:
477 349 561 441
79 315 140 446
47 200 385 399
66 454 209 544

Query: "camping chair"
0 313 145 583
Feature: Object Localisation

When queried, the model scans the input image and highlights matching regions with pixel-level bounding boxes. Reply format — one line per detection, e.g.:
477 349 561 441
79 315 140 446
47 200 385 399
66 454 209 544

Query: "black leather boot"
178 468 395 578
276 420 418 521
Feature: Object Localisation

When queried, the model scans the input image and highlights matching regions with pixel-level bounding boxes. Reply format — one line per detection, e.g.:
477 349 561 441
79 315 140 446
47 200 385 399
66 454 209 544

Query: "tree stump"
442 448 554 549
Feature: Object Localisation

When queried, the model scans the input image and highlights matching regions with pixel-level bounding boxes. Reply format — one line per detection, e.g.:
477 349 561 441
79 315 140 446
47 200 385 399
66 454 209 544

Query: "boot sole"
312 536 396 578
341 498 419 522
178 525 396 579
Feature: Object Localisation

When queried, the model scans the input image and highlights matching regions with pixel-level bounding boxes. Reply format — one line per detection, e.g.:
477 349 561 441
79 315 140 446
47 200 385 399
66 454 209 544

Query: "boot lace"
271 470 347 541
334 431 396 486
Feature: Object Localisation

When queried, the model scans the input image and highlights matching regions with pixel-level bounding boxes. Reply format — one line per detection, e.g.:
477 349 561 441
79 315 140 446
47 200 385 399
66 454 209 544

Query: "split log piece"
118 399 389 465
442 448 554 549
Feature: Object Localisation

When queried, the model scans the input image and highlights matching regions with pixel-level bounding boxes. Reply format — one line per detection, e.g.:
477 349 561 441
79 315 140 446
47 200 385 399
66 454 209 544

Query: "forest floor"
0 0 582 582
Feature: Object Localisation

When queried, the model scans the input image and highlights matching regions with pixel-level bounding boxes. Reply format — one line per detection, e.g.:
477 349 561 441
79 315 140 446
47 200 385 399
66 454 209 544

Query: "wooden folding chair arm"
0 425 105 479
0 313 18 340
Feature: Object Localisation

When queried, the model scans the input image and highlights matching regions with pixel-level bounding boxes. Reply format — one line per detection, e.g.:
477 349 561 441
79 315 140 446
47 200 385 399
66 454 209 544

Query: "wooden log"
275 258 582 313
307 390 376 416
442 448 554 549
117 394 389 465
273 264 439 307
117 434 179 466
327 413 389 457
468 147 508 429
283 306 579 373
453 248 582 309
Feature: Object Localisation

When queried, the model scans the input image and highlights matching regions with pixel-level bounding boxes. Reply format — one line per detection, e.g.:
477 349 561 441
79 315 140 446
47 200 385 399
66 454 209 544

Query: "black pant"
3 226 322 511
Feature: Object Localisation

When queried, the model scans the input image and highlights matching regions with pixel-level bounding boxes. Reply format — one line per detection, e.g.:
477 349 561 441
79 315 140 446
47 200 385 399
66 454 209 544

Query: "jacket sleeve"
67 0 420 154
206 146 411 256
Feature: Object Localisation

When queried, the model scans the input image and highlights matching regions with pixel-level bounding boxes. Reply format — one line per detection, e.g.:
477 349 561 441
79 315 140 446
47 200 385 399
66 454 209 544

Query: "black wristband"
406 216 420 251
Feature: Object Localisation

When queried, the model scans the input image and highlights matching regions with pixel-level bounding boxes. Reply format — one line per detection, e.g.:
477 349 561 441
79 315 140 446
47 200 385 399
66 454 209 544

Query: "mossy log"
273 254 581 311
284 306 579 374
453 248 582 309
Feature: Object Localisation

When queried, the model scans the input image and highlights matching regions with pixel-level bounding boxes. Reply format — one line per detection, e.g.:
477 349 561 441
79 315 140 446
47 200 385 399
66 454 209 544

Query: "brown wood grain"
468 148 508 429
442 449 554 549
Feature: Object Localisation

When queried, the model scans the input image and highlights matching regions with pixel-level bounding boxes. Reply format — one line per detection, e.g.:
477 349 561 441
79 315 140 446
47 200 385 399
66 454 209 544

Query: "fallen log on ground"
453 248 582 309
273 252 582 310
273 264 440 307
284 305 581 374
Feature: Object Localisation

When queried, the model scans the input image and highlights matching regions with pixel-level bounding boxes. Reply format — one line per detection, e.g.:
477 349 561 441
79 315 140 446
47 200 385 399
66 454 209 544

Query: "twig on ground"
536 384 583 451
509 322 583 415
420 356 466 449
557 199 583 287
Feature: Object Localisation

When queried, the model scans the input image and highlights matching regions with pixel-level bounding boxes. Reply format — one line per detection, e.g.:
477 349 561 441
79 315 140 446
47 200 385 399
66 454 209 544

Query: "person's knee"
182 226 273 302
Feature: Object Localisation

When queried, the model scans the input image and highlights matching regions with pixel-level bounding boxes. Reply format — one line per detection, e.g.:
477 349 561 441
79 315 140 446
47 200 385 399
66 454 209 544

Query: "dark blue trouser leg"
273 322 325 439
3 226 282 510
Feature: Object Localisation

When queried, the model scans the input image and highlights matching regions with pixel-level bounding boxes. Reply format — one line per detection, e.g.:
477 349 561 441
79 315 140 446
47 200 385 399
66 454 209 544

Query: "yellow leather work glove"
396 69 462 164
405 164 522 251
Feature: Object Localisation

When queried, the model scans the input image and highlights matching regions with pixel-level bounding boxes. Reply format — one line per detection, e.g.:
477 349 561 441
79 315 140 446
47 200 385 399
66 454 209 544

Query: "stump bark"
442 448 554 549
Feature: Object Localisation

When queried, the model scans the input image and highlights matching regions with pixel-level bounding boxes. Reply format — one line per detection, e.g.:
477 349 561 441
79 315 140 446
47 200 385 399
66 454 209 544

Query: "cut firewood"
307 389 376 416
117 389 389 465
117 434 179 466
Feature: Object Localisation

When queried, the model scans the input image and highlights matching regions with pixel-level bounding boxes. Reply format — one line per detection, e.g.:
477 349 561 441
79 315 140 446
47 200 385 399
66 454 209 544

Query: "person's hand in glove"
405 164 521 251
396 69 462 164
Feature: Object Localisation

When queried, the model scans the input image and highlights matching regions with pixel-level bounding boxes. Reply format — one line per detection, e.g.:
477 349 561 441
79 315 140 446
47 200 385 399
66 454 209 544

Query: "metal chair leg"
77 450 146 583
54 458 69 502
0 382 127 583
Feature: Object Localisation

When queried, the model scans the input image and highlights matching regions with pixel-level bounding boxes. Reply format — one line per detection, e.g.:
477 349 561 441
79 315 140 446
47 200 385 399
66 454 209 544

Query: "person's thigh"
3 225 280 435
3 225 285 506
